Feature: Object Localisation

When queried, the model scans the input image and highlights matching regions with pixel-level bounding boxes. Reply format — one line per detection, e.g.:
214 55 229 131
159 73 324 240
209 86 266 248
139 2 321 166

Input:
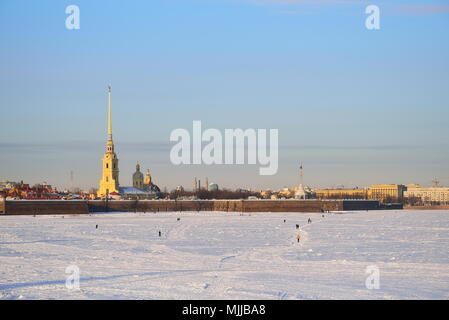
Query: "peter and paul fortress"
97 85 160 199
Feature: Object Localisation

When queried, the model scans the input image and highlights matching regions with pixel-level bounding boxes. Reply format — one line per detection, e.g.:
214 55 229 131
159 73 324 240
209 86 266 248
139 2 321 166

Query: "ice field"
0 210 448 299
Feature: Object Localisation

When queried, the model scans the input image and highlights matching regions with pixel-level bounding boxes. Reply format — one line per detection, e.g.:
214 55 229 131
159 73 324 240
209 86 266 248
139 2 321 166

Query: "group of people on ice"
291 215 325 243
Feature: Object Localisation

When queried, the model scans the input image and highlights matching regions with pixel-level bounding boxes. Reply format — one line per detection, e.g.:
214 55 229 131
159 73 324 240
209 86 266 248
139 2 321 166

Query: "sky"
0 0 448 191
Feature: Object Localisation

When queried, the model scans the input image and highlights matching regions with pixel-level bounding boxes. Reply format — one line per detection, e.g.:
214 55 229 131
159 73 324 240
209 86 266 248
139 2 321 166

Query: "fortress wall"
136 200 215 212
87 200 330 213
4 200 88 215
86 200 216 213
87 200 137 212
321 200 344 212
2 199 382 215
240 200 324 212
213 200 243 212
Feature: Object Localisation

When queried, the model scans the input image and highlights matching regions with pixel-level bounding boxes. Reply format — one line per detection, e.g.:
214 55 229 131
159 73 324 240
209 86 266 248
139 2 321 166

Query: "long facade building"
314 188 368 199
404 185 449 204
315 184 407 202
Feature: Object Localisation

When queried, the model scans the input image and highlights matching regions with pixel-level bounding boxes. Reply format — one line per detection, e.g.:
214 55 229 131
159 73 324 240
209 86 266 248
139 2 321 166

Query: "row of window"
408 192 449 197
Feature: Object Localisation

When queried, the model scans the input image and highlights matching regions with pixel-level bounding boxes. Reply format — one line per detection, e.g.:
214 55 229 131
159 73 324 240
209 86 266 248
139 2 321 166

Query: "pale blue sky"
0 0 448 191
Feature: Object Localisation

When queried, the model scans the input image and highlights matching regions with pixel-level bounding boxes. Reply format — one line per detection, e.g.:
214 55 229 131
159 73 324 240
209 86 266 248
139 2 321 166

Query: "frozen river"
0 210 448 299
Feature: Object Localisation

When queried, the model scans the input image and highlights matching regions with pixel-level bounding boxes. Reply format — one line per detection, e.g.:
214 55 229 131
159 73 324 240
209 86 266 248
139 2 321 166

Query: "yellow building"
97 85 120 197
368 184 406 202
314 188 368 199
278 187 294 198
404 185 449 204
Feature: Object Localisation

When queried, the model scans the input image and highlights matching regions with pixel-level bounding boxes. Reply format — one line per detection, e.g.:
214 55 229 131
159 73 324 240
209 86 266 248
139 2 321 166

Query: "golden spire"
108 84 112 141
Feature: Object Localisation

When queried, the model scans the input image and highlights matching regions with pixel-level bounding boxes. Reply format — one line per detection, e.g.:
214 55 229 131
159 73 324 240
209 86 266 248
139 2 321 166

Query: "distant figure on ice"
95 224 98 229
295 234 301 243
283 219 286 223
296 224 299 229
177 218 180 221
308 218 312 224
158 230 161 237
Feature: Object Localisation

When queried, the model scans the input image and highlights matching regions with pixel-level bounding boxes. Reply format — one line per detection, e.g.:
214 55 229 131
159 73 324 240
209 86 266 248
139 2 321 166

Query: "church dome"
133 171 143 179
133 163 144 179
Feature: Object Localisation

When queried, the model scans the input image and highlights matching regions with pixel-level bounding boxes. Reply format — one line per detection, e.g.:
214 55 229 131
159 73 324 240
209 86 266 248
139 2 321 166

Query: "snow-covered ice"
0 210 448 299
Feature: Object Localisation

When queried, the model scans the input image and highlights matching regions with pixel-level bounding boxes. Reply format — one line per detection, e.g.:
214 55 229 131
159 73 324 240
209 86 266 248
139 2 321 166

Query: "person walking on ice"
295 234 301 243
308 218 312 224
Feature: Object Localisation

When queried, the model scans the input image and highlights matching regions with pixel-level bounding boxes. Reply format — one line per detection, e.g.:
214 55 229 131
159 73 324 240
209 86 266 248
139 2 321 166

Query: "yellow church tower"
97 85 119 197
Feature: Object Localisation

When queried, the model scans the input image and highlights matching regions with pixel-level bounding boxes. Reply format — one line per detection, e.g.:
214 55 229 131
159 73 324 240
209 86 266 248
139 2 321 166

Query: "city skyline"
1 0 449 190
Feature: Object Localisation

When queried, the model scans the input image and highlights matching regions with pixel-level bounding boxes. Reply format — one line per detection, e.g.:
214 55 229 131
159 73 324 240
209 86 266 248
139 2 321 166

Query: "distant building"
209 183 219 191
131 164 160 193
294 185 313 199
314 184 409 202
260 190 272 199
278 187 292 198
368 184 407 202
0 181 20 191
294 163 313 199
314 188 368 200
404 185 449 204
0 181 60 200
109 191 122 200
119 186 155 200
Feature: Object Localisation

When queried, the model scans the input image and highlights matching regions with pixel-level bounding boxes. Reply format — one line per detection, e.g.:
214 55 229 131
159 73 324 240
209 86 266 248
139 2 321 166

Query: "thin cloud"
276 9 318 15
0 142 429 153
280 144 425 151
245 0 449 15
0 141 170 154
395 4 449 15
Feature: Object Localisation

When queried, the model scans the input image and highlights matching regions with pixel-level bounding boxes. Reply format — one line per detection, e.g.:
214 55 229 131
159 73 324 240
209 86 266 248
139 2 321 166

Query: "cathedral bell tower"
97 85 120 197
